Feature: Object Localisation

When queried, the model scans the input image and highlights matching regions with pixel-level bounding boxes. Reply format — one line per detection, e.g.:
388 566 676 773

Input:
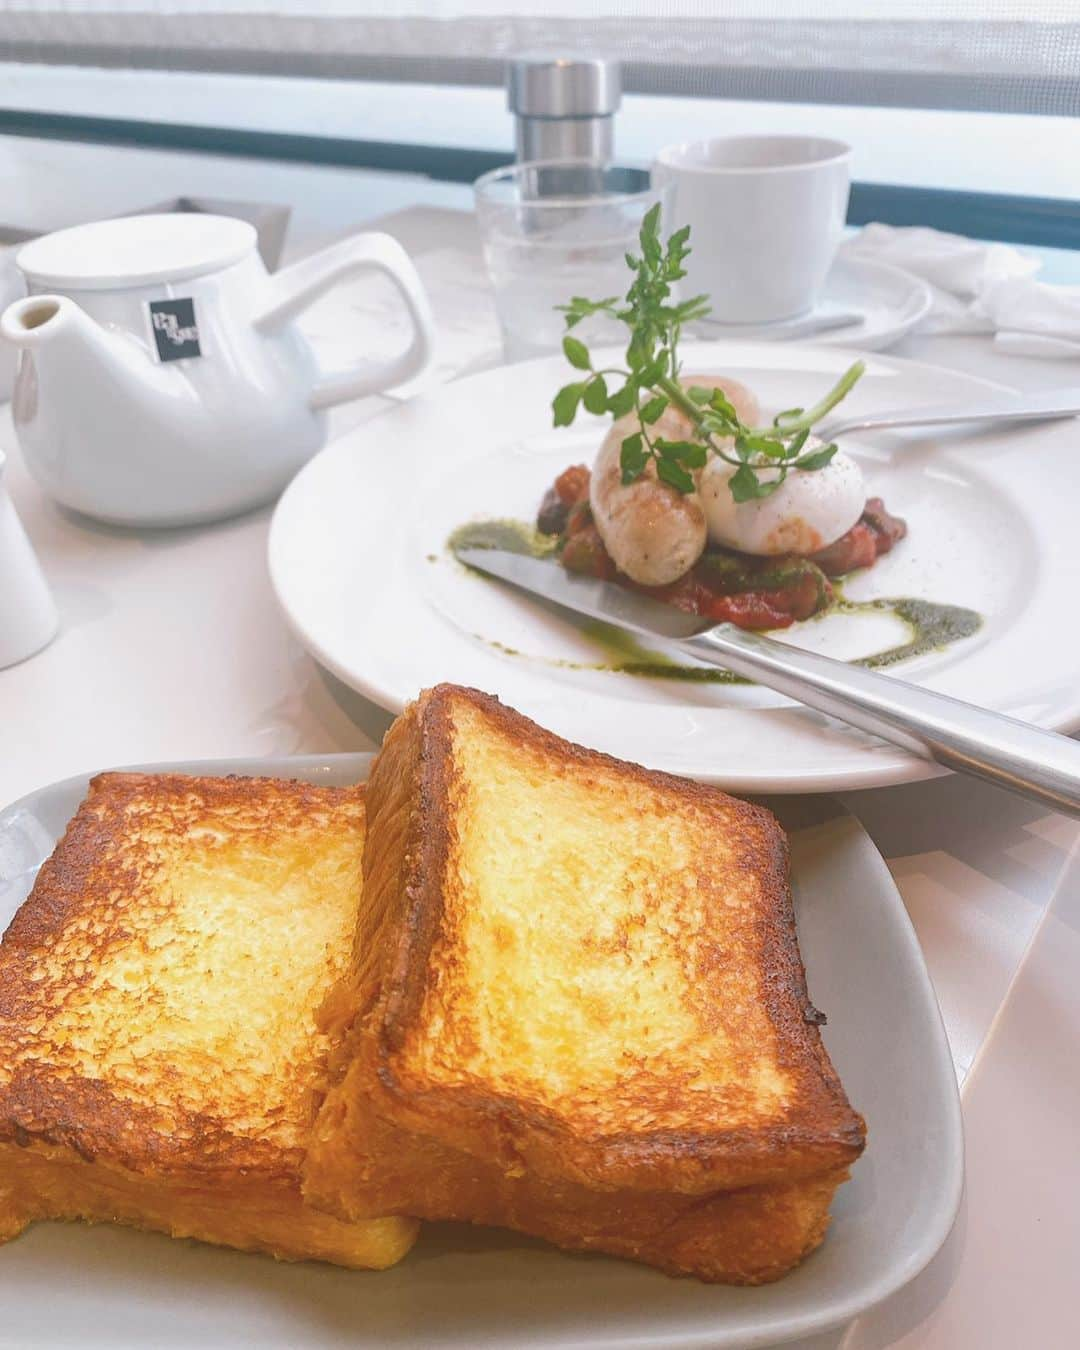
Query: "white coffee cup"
653 135 851 325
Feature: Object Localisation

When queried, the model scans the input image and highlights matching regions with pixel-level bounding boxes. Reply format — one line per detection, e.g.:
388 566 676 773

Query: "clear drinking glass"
474 161 673 363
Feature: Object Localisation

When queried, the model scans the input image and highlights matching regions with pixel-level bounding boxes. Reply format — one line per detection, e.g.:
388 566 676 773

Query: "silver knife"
456 546 1080 818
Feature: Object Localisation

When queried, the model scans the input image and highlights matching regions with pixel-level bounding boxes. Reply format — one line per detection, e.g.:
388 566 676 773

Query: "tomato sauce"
536 465 907 632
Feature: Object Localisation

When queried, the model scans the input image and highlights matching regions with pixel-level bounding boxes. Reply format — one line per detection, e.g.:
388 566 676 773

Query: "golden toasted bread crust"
306 1083 850 1283
306 684 865 1281
0 1136 416 1268
0 772 417 1268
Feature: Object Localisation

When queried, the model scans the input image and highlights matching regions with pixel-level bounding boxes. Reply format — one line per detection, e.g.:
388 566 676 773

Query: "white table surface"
2 191 1079 1350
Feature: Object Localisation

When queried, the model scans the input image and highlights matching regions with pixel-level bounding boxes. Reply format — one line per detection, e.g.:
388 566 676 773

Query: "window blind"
0 2 1076 117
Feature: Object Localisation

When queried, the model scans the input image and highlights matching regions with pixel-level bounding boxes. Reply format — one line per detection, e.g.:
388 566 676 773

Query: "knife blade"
455 545 712 642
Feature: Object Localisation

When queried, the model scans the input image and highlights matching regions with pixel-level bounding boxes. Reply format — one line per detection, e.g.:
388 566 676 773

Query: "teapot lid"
16 213 257 290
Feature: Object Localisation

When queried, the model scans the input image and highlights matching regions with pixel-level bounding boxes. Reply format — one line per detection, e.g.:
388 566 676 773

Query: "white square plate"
0 755 962 1350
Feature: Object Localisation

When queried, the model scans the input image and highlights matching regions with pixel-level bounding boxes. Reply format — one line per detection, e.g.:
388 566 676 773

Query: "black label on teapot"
149 298 201 362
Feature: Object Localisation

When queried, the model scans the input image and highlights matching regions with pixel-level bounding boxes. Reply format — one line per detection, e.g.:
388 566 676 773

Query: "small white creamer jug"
0 447 58 668
0 213 436 526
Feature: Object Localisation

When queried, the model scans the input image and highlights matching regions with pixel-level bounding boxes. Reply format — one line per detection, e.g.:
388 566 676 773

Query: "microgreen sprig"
551 203 865 502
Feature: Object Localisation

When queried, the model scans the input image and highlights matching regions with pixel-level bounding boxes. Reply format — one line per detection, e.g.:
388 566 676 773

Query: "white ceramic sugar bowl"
0 213 435 526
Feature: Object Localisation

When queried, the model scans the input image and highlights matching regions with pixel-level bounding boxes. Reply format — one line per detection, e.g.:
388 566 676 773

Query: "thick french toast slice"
0 772 416 1269
305 684 865 1282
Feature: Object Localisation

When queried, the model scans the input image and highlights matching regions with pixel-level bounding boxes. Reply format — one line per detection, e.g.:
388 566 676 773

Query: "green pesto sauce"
448 519 557 559
843 597 983 669
448 518 982 679
575 621 746 683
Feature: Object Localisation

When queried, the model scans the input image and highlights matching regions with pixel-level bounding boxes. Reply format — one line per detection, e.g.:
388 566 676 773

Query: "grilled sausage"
589 375 761 586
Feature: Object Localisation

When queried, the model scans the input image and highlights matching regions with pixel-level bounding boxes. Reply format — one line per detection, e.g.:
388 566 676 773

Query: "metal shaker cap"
507 54 622 119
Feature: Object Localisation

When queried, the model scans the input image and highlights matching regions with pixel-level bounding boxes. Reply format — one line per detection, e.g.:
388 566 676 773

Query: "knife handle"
686 626 1080 818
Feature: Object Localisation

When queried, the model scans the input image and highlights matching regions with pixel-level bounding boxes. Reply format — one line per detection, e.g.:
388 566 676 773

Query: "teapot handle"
254 232 435 409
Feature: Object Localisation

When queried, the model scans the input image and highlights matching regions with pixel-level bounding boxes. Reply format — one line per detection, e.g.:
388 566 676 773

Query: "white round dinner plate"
695 257 933 351
269 339 1080 792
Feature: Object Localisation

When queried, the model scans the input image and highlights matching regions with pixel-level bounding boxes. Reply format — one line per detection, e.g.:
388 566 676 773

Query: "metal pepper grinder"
508 54 622 163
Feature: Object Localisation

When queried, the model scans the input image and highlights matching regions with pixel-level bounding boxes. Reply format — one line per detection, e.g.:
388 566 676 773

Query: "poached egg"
698 442 866 557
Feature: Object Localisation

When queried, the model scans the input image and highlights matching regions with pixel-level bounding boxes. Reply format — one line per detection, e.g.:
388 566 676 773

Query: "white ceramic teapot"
0 213 435 526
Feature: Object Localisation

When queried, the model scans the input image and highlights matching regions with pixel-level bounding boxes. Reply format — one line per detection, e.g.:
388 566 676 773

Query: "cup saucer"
693 257 932 350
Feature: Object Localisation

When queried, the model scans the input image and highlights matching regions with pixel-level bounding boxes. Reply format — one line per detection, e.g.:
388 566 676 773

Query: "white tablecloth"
2 202 1078 1350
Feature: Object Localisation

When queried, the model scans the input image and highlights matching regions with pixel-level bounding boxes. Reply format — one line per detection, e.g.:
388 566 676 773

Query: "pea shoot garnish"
552 204 864 502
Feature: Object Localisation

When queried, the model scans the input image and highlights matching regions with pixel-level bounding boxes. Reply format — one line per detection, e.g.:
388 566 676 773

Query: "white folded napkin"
976 276 1080 349
841 223 1080 357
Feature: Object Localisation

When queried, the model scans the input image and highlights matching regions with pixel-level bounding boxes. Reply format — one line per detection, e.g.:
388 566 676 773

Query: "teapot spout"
1 293 118 371
0 293 201 522
0 294 149 418
1 291 178 430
